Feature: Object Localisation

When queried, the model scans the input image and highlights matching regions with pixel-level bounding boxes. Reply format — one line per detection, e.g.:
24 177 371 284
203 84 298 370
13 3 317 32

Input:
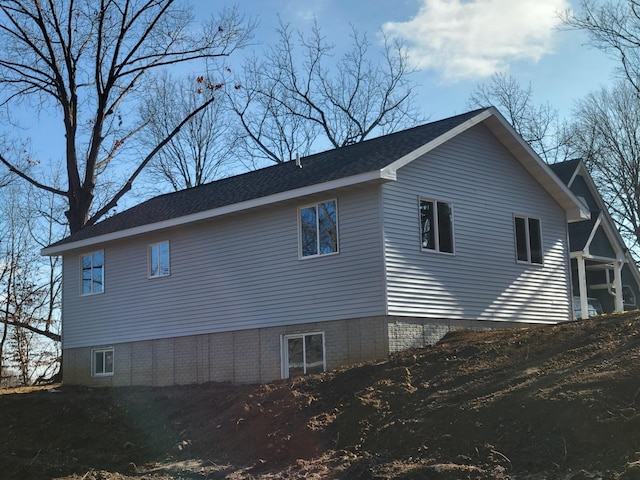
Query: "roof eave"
41 169 395 256
380 107 589 223
480 109 590 223
381 108 494 176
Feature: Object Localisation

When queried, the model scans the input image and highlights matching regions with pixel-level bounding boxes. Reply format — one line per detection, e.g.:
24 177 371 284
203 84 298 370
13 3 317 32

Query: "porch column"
614 261 624 312
577 255 589 320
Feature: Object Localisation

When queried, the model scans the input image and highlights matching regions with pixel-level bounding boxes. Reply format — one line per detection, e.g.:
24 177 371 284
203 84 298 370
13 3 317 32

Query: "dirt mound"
2 313 640 479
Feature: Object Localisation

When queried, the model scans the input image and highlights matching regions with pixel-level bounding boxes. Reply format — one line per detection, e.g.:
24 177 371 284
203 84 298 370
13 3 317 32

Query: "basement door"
281 332 325 379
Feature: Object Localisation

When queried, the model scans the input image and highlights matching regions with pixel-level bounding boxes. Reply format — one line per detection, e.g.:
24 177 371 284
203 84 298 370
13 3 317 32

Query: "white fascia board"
379 107 589 223
481 109 590 223
565 206 591 223
42 169 394 256
381 109 494 176
381 108 591 222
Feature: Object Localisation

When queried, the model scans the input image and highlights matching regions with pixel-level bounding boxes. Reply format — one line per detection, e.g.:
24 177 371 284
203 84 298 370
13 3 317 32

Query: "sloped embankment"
2 312 640 479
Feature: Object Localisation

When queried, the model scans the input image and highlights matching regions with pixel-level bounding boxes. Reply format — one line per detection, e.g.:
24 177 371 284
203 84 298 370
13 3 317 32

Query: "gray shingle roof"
567 217 599 252
550 159 603 252
46 108 489 249
549 159 580 185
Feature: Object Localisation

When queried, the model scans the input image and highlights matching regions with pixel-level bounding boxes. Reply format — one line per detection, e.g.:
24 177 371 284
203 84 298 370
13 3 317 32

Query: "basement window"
281 332 325 378
92 347 114 376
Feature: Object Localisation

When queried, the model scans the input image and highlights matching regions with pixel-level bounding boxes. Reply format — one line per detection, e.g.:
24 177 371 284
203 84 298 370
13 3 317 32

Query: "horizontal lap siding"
383 124 571 323
62 186 386 348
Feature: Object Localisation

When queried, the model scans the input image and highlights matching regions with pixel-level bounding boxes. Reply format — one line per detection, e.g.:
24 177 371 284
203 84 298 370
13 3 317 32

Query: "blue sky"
192 0 617 121
12 0 620 189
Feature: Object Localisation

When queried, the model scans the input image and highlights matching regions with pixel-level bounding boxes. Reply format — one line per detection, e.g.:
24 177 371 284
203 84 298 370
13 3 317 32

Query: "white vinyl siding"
383 123 571 324
61 187 386 349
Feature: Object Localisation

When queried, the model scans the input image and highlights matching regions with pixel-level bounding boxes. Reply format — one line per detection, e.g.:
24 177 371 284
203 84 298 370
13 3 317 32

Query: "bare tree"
562 1 640 96
140 71 238 191
230 20 424 165
566 80 640 251
467 73 569 163
0 182 62 385
0 1 253 233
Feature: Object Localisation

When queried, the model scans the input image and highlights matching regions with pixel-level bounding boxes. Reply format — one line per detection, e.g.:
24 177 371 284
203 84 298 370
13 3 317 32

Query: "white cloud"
382 0 570 82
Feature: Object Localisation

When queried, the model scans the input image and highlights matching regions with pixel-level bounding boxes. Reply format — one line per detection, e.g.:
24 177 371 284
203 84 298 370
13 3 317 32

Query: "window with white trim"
281 332 325 378
92 347 114 376
514 215 543 264
420 198 454 253
149 241 170 278
299 200 338 258
81 250 104 295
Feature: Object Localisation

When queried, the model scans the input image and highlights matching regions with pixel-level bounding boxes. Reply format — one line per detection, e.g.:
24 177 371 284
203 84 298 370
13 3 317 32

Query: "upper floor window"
420 198 454 253
149 241 170 278
299 200 338 258
81 250 104 295
514 215 543 264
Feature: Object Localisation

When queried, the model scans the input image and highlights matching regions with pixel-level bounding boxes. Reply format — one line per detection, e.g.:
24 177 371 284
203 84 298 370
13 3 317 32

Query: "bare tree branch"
0 153 66 195
0 1 253 233
566 80 640 253
229 18 423 164
562 1 640 95
87 93 217 225
140 71 237 191
467 72 570 164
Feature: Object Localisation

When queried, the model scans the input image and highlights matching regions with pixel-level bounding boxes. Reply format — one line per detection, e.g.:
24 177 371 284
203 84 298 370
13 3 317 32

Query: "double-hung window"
81 250 104 295
299 200 338 258
420 198 454 253
92 347 114 376
514 215 543 264
149 241 170 278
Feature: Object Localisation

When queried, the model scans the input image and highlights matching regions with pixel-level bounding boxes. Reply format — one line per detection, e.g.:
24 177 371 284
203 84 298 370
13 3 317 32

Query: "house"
550 159 640 318
42 107 590 387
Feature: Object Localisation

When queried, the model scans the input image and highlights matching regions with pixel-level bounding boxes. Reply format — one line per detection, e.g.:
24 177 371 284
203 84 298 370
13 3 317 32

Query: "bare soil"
3 313 640 479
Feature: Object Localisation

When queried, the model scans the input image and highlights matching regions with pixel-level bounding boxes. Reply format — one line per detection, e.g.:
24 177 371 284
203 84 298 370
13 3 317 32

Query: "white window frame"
81 250 105 295
91 347 114 376
514 215 543 265
419 197 455 254
281 331 326 379
298 199 339 259
148 240 170 278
